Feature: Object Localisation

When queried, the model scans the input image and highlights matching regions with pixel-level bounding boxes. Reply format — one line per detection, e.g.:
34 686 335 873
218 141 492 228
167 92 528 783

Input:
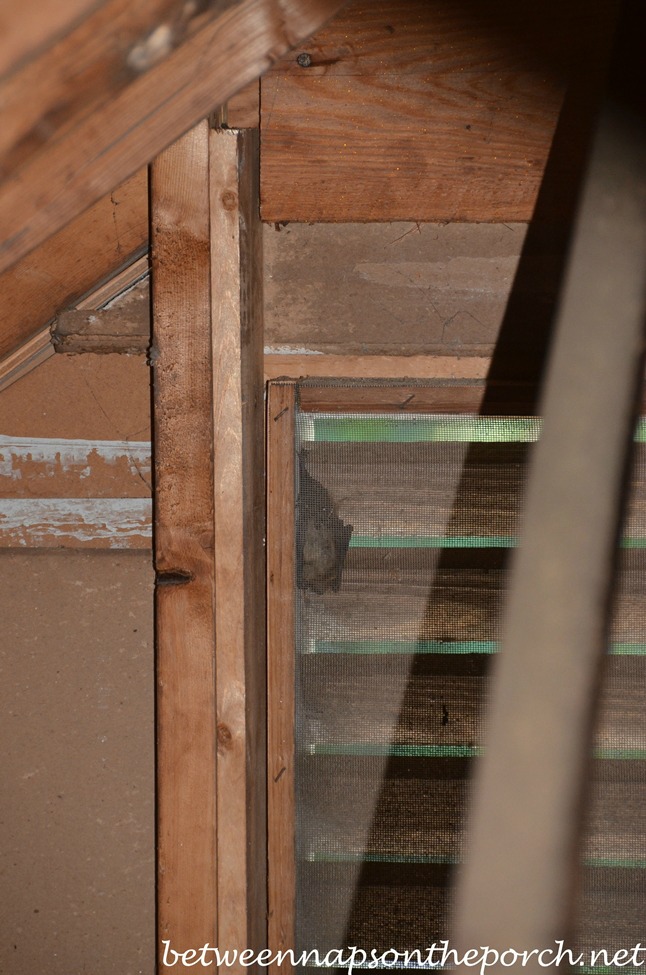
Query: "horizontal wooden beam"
264 353 490 380
260 0 617 222
296 381 543 414
0 0 346 276
53 298 149 355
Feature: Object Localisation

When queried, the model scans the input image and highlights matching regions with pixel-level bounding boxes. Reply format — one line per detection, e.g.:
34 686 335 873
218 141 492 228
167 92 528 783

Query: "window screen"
284 386 645 970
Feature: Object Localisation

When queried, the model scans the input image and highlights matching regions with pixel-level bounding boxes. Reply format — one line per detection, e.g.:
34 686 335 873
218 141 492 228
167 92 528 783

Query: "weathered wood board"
0 435 151 498
0 497 152 549
264 221 529 354
150 123 218 971
0 435 152 548
0 170 147 364
0 0 346 276
260 0 618 222
267 381 297 972
210 127 267 964
53 278 150 355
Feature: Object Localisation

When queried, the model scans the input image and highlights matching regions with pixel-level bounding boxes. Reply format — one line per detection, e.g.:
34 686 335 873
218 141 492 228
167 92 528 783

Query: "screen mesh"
291 397 646 969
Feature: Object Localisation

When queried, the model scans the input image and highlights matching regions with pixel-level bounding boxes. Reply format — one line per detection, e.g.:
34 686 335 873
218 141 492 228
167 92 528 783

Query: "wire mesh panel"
280 384 646 969
574 434 646 973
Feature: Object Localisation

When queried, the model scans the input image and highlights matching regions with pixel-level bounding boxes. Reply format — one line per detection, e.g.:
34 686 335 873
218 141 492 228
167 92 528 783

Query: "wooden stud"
210 127 266 965
150 122 218 972
266 380 297 974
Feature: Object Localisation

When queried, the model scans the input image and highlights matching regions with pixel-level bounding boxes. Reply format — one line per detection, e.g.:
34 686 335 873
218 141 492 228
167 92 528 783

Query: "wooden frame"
211 126 266 962
297 380 538 415
151 122 218 970
152 122 265 973
266 367 646 966
267 380 297 972
265 376 531 967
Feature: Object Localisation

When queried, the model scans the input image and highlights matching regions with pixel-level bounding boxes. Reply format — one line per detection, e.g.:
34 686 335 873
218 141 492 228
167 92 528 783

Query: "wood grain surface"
0 170 147 363
0 0 101 79
151 122 218 972
266 381 297 974
53 280 150 355
0 0 347 275
260 0 618 221
263 221 530 355
210 127 266 968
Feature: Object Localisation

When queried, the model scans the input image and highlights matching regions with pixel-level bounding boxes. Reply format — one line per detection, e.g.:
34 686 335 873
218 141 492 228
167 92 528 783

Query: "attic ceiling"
0 0 618 386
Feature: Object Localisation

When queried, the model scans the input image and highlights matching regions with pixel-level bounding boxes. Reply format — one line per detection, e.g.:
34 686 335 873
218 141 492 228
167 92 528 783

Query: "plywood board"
0 354 151 441
260 0 618 222
263 222 528 354
0 549 154 975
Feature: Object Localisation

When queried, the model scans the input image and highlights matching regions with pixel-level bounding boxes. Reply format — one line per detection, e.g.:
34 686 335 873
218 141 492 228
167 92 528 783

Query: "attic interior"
0 0 644 973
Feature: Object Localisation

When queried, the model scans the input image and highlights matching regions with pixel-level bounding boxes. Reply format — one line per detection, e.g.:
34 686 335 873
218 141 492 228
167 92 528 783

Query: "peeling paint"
0 437 152 498
263 346 324 355
0 498 152 549
0 436 151 476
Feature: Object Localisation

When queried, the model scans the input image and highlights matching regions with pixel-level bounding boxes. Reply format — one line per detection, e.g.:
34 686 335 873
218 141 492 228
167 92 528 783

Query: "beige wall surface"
0 351 154 974
0 550 155 975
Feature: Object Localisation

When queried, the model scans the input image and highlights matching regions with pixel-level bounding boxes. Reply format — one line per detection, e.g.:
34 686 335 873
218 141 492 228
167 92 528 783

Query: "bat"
296 456 353 594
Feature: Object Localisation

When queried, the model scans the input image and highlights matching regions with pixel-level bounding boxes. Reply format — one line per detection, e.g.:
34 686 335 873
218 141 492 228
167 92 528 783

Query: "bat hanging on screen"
296 456 353 594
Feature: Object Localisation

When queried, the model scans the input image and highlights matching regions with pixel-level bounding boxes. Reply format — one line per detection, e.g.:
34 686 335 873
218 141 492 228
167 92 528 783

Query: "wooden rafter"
0 0 100 79
0 0 346 277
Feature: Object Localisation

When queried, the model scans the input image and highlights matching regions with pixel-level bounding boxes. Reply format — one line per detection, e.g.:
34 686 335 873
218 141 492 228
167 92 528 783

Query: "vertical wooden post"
151 122 218 972
266 381 297 973
210 127 267 965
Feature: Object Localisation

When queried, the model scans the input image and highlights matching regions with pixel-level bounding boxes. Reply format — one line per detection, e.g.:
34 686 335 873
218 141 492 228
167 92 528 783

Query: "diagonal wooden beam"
0 170 147 365
452 0 646 960
0 0 346 277
0 0 238 174
0 0 101 80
